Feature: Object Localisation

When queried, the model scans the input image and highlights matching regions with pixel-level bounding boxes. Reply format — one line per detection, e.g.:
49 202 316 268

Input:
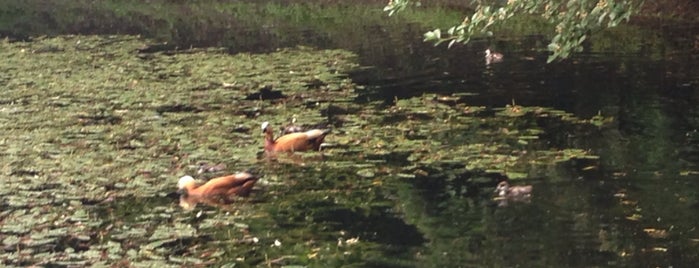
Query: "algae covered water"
1 1 698 267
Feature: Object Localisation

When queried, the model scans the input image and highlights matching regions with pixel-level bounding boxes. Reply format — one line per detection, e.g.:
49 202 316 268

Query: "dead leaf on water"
643 228 669 239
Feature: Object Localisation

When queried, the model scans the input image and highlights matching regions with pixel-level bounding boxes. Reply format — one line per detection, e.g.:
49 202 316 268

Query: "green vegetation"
1 0 693 64
0 0 458 45
385 0 645 62
0 0 683 61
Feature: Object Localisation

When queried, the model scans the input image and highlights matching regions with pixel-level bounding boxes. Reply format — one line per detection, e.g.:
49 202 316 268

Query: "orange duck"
177 172 258 208
262 121 330 153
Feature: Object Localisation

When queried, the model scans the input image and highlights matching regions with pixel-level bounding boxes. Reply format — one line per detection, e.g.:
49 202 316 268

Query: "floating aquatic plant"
0 35 611 266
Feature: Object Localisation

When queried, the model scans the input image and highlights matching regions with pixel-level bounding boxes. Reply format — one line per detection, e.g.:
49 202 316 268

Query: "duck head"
177 175 196 195
495 181 510 196
261 121 271 134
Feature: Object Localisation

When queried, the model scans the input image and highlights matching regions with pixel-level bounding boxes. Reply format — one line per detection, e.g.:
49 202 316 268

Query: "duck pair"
177 121 331 208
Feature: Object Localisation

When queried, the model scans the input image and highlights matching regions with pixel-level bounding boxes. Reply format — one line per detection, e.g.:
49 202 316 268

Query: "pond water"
1 1 698 267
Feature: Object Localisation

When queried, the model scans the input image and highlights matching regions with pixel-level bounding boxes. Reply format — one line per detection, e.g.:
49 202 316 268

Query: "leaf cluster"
385 0 644 62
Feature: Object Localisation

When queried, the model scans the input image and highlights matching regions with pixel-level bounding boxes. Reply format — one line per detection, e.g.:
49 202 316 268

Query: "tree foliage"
385 0 645 62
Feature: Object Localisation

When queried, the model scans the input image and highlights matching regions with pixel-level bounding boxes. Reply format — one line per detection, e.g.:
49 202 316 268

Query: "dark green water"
1 1 698 267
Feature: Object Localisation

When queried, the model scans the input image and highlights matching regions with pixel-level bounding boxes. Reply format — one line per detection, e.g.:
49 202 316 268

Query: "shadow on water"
1 0 699 267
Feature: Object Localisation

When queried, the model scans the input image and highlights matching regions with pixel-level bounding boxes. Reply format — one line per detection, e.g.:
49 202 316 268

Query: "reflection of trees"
584 57 697 174
391 169 624 267
391 169 699 266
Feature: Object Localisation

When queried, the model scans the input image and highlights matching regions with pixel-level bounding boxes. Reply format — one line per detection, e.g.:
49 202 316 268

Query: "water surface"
1 1 698 267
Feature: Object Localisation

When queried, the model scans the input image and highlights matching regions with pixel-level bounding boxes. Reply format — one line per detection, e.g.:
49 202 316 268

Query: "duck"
485 48 504 65
280 124 305 136
279 117 305 135
177 172 258 199
494 181 532 199
262 121 330 153
196 162 227 174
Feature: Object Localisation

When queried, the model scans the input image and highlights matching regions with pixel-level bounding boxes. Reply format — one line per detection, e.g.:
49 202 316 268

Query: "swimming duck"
262 121 330 153
485 48 504 65
280 124 305 135
177 172 258 199
494 181 532 199
493 181 532 207
196 162 227 174
279 117 305 135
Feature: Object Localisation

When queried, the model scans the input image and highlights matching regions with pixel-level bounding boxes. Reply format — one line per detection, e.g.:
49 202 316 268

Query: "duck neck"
179 182 197 196
264 131 276 151
186 183 198 192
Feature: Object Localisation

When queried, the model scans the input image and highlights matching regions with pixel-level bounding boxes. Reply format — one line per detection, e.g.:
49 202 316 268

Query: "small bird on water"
494 181 532 206
196 162 227 174
279 117 305 135
485 48 504 65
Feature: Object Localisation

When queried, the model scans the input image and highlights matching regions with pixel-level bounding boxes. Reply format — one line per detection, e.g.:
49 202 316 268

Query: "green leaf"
448 39 458 48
